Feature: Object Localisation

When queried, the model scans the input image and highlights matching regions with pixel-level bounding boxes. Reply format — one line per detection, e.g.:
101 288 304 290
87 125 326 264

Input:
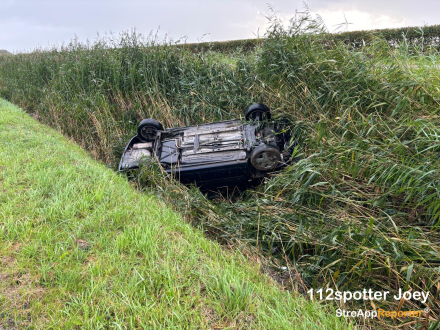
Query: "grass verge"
0 99 349 329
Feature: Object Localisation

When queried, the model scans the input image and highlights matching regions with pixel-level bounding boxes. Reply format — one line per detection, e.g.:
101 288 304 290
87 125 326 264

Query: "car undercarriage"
119 104 295 190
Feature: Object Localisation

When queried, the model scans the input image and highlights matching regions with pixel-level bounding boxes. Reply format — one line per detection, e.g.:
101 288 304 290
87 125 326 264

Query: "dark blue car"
119 104 295 190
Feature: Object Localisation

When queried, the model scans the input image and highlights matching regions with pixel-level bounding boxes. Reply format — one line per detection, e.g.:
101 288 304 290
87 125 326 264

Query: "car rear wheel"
250 144 281 171
245 103 271 121
137 119 164 141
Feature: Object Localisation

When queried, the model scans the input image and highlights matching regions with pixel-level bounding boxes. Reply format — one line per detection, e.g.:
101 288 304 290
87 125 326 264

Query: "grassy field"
0 99 350 329
1 9 440 329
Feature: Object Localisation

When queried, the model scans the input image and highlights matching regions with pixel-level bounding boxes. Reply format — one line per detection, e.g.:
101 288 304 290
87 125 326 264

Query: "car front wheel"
137 119 164 141
245 103 271 121
250 144 281 171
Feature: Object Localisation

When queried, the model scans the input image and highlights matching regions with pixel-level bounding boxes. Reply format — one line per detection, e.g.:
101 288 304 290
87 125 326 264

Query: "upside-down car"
119 103 296 190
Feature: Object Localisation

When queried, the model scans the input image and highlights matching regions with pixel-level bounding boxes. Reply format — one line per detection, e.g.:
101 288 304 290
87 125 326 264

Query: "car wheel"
245 103 271 121
137 119 164 141
250 144 281 171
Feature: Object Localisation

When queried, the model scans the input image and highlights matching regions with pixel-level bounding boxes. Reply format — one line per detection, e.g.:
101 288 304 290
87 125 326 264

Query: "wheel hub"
255 151 278 169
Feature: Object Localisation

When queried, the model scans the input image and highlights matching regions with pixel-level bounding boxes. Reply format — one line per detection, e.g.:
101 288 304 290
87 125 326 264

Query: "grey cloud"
307 0 439 26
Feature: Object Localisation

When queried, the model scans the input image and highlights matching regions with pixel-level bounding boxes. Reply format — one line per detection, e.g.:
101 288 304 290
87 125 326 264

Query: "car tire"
137 119 164 141
250 144 281 171
245 103 271 121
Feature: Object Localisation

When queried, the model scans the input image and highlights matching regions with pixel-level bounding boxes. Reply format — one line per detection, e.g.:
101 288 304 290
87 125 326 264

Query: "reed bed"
1 9 440 329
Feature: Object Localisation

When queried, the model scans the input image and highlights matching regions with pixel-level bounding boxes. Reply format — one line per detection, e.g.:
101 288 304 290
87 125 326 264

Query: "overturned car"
119 103 296 190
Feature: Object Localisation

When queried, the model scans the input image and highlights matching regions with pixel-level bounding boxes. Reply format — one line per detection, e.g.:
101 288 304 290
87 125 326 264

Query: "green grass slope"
0 99 349 329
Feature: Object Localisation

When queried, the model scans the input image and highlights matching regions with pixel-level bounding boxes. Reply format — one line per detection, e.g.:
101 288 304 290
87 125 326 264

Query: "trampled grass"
0 99 349 329
1 8 440 329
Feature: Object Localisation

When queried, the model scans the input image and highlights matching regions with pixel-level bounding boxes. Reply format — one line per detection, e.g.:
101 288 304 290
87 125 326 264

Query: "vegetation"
0 8 440 329
182 38 262 53
175 23 440 54
0 99 348 329
332 24 440 50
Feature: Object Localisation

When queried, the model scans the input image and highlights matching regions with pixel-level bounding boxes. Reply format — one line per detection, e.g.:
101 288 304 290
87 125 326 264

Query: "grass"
0 98 349 329
1 7 440 329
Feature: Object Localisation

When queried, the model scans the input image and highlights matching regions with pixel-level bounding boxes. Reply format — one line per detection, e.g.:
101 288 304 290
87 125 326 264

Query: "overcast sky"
1 0 439 52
